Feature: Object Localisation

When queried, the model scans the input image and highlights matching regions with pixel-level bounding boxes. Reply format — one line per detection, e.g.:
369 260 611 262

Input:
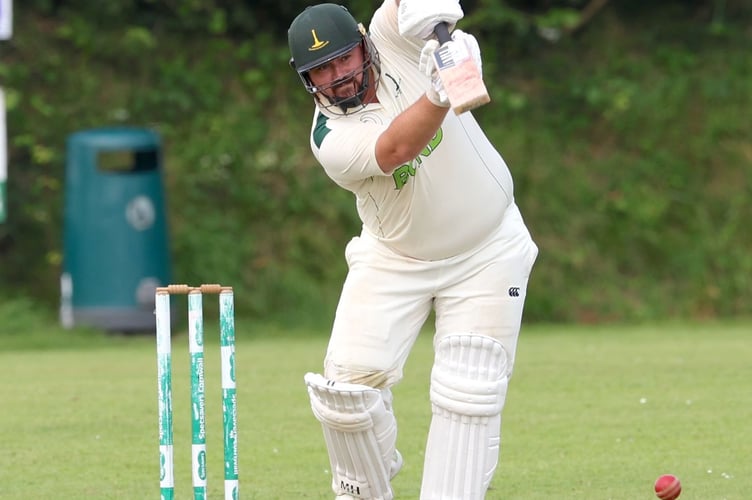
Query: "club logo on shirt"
359 111 383 124
308 30 329 51
391 128 443 190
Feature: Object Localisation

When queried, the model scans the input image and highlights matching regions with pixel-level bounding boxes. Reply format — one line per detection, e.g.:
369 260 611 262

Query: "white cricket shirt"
310 0 514 260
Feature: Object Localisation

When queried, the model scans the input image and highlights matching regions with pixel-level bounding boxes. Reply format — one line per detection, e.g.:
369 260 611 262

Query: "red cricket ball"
654 474 682 500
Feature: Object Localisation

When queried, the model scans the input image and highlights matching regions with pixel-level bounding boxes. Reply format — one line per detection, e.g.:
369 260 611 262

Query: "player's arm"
374 95 449 173
374 0 464 173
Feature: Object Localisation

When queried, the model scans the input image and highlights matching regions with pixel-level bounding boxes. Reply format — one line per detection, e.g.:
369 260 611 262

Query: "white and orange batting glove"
419 30 483 107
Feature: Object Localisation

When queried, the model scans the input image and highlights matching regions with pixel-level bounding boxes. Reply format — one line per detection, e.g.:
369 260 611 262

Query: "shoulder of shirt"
312 104 387 149
311 109 331 149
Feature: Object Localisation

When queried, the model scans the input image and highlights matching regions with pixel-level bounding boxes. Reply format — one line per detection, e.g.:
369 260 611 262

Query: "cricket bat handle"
434 22 451 44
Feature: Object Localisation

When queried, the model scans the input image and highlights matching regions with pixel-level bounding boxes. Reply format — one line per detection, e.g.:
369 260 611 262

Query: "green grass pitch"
0 320 749 499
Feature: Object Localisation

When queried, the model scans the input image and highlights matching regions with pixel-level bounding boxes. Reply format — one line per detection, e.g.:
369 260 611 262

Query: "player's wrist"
426 88 450 108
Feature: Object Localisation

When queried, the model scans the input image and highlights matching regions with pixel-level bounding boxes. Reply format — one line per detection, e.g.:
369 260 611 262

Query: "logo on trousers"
508 287 520 297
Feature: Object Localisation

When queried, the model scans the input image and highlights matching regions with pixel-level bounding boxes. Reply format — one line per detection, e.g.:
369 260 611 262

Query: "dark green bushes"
1 1 749 324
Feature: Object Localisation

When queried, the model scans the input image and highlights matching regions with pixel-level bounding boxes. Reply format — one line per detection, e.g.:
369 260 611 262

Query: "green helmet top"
288 3 364 73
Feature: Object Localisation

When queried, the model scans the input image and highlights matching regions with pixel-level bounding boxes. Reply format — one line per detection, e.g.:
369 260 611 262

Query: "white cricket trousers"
324 202 538 389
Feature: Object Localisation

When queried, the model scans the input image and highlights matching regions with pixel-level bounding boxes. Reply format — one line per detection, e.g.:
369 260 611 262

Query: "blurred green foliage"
1 1 750 325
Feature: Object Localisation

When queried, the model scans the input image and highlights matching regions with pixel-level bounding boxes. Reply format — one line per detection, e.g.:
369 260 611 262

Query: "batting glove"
419 39 450 107
450 29 483 79
398 0 464 40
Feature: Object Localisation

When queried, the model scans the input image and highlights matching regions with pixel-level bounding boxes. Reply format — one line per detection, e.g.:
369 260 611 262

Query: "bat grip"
434 22 451 44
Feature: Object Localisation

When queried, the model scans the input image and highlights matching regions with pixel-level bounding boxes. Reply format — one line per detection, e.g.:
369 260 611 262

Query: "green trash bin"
61 127 171 331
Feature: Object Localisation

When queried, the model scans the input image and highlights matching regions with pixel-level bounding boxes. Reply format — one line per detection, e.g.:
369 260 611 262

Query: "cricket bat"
432 22 490 115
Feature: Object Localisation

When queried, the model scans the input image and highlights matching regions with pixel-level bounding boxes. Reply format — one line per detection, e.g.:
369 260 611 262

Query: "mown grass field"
0 317 749 499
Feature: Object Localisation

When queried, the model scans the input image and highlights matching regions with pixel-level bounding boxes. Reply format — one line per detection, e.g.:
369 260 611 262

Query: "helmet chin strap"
331 67 372 113
336 94 364 112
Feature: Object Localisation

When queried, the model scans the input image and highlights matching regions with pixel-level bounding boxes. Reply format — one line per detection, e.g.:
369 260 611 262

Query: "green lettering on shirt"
392 127 443 189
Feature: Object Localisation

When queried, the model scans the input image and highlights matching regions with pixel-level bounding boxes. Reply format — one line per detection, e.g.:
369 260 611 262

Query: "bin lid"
68 127 160 151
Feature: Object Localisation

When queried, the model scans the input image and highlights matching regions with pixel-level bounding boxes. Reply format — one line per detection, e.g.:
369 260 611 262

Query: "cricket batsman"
287 1 538 498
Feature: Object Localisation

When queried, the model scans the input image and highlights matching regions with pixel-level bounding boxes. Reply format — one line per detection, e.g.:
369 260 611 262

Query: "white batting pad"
398 0 463 40
305 373 400 500
420 335 509 500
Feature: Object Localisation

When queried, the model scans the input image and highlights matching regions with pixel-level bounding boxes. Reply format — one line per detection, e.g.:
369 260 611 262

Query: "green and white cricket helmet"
289 4 362 73
288 3 380 112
